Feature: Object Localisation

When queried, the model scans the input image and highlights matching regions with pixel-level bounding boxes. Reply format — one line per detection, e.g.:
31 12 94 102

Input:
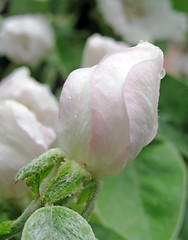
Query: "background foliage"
0 0 188 240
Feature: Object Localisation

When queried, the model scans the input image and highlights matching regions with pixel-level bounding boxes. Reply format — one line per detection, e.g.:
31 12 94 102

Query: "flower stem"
82 179 102 221
0 198 41 240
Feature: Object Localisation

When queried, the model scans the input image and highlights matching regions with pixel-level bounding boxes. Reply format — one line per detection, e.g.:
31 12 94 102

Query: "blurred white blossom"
82 33 129 67
0 100 56 199
97 0 187 44
0 67 58 129
0 14 54 65
164 44 188 77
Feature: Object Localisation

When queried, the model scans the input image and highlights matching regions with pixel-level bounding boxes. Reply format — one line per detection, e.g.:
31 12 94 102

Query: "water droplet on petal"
160 68 166 79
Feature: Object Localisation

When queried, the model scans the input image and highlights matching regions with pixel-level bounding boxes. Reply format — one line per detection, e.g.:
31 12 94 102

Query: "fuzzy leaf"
21 206 96 240
14 148 64 183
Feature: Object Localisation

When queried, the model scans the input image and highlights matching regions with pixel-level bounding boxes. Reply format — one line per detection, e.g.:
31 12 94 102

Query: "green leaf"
96 140 187 240
55 25 86 78
14 148 64 183
171 0 188 13
0 201 22 223
9 0 50 14
0 220 13 236
0 213 9 224
158 75 188 157
178 187 188 240
91 222 126 240
14 148 64 199
0 200 41 240
42 159 91 203
21 206 96 240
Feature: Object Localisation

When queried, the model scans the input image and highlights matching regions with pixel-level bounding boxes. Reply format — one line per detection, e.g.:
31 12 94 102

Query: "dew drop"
160 68 166 79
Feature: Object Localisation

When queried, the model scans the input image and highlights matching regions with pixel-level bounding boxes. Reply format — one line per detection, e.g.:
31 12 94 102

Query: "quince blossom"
0 67 58 129
82 33 129 67
97 0 187 44
57 41 164 176
0 14 54 65
0 100 56 199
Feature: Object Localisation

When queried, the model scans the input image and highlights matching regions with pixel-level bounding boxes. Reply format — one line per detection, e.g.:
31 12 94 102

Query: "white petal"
82 33 128 67
124 53 163 161
57 67 94 166
0 67 58 129
0 100 56 198
57 41 164 177
89 41 163 175
97 0 187 43
0 14 54 65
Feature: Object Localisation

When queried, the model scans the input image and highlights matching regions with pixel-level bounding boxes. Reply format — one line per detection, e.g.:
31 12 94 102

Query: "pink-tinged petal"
86 41 163 176
123 54 163 161
57 41 164 177
88 58 130 176
57 67 95 165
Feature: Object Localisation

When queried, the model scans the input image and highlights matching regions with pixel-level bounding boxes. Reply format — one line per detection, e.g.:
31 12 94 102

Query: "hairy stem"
0 164 57 239
0 199 41 240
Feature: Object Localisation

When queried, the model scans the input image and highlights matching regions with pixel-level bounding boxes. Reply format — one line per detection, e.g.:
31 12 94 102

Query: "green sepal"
42 159 92 204
26 167 53 198
77 180 96 204
26 174 40 198
77 187 90 204
14 148 64 183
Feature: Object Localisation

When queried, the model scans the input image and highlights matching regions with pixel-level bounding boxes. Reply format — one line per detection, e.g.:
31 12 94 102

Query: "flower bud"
0 67 58 129
57 41 164 177
82 33 128 67
0 100 56 199
0 14 54 65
